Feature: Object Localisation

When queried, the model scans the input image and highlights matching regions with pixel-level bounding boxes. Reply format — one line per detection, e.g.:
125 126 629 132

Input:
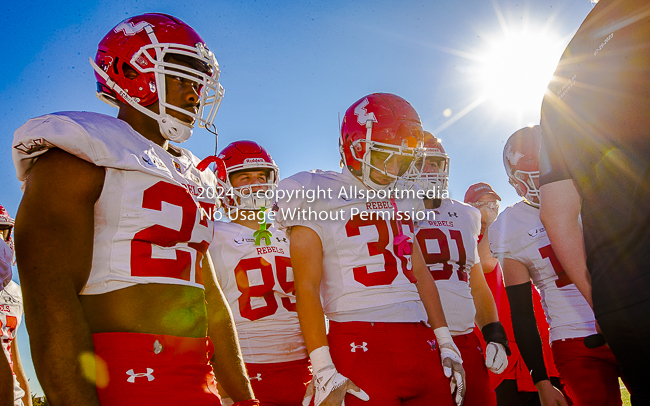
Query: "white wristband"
434 326 453 346
309 346 334 372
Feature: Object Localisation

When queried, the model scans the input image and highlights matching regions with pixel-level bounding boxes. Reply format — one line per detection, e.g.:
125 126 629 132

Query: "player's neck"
424 198 442 210
231 211 263 230
117 103 172 152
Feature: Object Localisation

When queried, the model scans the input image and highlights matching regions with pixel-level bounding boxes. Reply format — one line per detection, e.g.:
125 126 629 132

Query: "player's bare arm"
539 181 592 307
0 346 12 406
288 225 328 353
468 263 498 329
15 148 104 406
411 242 448 329
11 339 32 406
289 225 365 406
202 253 255 402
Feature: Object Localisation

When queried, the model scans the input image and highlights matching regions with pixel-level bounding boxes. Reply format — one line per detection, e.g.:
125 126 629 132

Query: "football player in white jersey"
0 205 31 406
12 14 257 406
465 183 562 406
275 93 465 406
208 140 311 406
491 126 623 406
408 133 509 406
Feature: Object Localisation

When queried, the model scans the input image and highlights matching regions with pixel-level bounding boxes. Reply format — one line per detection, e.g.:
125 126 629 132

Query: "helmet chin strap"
158 114 192 143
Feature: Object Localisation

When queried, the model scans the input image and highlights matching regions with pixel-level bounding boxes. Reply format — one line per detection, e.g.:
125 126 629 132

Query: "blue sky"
1 0 594 397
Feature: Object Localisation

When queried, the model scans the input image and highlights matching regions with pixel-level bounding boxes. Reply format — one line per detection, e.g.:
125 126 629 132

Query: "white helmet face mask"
409 151 449 194
512 169 540 208
348 121 424 191
219 162 279 211
91 25 224 143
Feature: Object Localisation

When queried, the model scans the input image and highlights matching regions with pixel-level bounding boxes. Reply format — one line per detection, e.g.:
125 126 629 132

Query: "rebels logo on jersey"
209 223 306 364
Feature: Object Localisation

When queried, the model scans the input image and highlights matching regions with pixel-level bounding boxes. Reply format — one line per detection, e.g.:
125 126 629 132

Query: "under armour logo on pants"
350 342 368 352
126 368 155 383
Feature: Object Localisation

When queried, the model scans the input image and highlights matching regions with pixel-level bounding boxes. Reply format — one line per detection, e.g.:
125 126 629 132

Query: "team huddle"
3 3 649 405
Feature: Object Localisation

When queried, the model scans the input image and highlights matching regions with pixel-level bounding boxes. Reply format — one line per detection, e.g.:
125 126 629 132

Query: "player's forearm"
539 182 592 307
208 311 254 402
0 350 13 406
478 231 498 273
289 226 329 353
472 283 499 329
24 295 100 405
412 246 448 329
205 263 254 402
12 342 32 406
295 281 329 353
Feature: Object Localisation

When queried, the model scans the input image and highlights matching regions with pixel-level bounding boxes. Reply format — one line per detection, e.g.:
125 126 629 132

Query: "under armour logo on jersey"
448 212 458 218
249 373 262 381
350 342 368 352
114 21 151 36
14 138 49 155
505 145 525 166
354 98 377 126
126 368 155 383
276 237 287 243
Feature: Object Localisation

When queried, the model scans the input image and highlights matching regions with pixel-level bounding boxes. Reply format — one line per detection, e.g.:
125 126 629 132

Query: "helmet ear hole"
122 63 139 79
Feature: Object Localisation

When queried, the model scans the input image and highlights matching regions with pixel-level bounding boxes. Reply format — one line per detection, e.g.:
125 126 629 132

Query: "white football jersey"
489 201 596 342
13 112 217 294
0 239 11 291
209 222 306 364
416 199 481 335
1 281 26 404
274 169 428 323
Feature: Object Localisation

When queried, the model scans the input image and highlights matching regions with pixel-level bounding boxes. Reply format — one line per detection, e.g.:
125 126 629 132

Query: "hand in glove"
434 327 466 406
481 322 511 374
303 346 369 406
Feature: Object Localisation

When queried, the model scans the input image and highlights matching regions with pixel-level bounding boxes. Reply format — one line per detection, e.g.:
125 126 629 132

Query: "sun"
478 27 566 114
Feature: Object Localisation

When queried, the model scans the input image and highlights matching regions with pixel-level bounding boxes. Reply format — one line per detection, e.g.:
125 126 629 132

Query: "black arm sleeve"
506 282 548 384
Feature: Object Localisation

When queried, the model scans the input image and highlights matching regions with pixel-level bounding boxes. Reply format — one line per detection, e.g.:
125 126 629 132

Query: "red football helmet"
504 125 541 207
216 141 279 211
339 93 424 190
0 205 14 251
91 13 224 143
407 131 449 194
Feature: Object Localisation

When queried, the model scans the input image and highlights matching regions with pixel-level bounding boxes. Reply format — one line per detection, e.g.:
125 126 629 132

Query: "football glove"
434 327 466 406
303 346 369 406
481 322 511 374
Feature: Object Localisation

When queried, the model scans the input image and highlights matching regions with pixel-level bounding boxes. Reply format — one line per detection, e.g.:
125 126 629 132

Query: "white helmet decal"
354 98 377 126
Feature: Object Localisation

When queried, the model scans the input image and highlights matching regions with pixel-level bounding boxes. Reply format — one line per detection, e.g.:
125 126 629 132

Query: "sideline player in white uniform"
209 140 311 406
408 133 509 406
0 206 31 406
12 14 257 406
491 126 623 406
275 93 465 406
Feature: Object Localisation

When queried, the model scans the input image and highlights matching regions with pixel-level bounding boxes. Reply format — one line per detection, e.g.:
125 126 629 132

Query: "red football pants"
453 332 496 406
93 332 221 406
246 358 312 406
328 321 454 406
551 338 622 406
